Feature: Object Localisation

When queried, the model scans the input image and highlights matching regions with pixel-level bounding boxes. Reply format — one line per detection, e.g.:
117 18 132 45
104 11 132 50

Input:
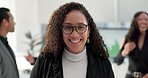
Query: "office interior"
0 0 148 78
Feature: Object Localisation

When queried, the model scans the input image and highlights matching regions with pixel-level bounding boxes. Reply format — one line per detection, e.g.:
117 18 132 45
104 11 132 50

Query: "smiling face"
137 13 148 33
62 10 90 54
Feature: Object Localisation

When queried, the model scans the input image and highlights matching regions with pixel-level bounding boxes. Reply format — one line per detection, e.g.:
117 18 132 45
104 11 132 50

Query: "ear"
87 30 90 37
2 19 8 26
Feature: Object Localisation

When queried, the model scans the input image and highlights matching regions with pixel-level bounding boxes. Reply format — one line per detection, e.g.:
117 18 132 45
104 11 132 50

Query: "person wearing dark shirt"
114 11 148 78
0 7 19 78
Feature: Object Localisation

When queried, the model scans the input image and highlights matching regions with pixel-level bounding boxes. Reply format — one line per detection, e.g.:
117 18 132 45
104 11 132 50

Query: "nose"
14 21 16 25
71 28 79 36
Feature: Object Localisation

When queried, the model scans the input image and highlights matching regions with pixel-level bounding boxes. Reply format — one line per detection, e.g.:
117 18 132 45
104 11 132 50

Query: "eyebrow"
63 23 87 25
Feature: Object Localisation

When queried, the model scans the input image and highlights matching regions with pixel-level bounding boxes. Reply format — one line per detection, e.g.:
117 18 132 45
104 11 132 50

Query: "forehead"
64 10 87 25
138 13 148 18
7 12 14 19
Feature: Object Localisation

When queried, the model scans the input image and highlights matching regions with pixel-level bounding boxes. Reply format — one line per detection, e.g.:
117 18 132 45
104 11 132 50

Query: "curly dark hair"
41 2 109 58
126 11 148 42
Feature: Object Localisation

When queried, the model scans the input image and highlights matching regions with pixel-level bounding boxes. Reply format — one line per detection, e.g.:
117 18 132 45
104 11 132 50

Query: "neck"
0 29 7 38
140 31 146 37
63 47 87 63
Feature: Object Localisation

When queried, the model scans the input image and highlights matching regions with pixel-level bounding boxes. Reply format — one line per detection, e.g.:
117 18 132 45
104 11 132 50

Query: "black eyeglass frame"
62 24 88 35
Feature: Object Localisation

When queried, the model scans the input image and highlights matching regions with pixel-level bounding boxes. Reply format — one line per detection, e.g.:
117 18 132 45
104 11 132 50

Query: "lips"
140 24 147 29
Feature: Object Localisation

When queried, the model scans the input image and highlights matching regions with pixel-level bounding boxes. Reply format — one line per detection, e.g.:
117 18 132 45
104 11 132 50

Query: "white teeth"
71 40 80 43
141 25 145 27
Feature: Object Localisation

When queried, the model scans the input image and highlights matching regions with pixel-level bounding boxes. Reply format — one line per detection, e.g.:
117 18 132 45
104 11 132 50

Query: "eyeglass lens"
62 24 87 34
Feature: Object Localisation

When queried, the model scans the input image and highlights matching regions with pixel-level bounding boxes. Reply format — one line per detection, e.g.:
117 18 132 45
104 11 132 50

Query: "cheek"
63 34 67 42
86 30 90 37
83 31 89 40
137 21 140 25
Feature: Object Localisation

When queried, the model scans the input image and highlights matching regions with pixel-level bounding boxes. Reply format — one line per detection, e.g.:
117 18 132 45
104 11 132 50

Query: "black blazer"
30 50 115 78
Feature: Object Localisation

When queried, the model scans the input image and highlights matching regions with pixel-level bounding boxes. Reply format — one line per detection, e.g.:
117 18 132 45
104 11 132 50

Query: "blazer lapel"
53 54 63 78
86 51 103 78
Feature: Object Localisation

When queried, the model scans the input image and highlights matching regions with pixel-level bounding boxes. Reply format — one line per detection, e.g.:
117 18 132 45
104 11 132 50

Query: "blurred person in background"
30 2 114 78
0 7 19 78
114 11 148 78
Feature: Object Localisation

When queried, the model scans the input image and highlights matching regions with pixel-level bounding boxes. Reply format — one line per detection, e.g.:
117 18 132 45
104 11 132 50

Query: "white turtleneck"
62 47 88 78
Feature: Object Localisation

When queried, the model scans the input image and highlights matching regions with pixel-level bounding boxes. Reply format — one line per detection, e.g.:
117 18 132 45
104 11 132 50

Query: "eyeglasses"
137 18 148 21
62 24 88 34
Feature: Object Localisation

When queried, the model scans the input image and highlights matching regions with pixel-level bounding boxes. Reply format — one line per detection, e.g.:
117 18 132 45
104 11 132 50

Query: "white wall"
118 0 148 22
38 0 115 24
38 0 148 24
15 0 41 54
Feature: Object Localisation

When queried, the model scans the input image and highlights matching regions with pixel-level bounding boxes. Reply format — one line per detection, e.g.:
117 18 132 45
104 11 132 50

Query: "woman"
114 11 148 78
30 2 114 78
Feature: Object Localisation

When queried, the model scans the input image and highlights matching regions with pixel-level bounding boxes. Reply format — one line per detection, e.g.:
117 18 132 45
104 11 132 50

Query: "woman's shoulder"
91 52 111 64
93 54 112 69
38 52 55 63
99 56 111 64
